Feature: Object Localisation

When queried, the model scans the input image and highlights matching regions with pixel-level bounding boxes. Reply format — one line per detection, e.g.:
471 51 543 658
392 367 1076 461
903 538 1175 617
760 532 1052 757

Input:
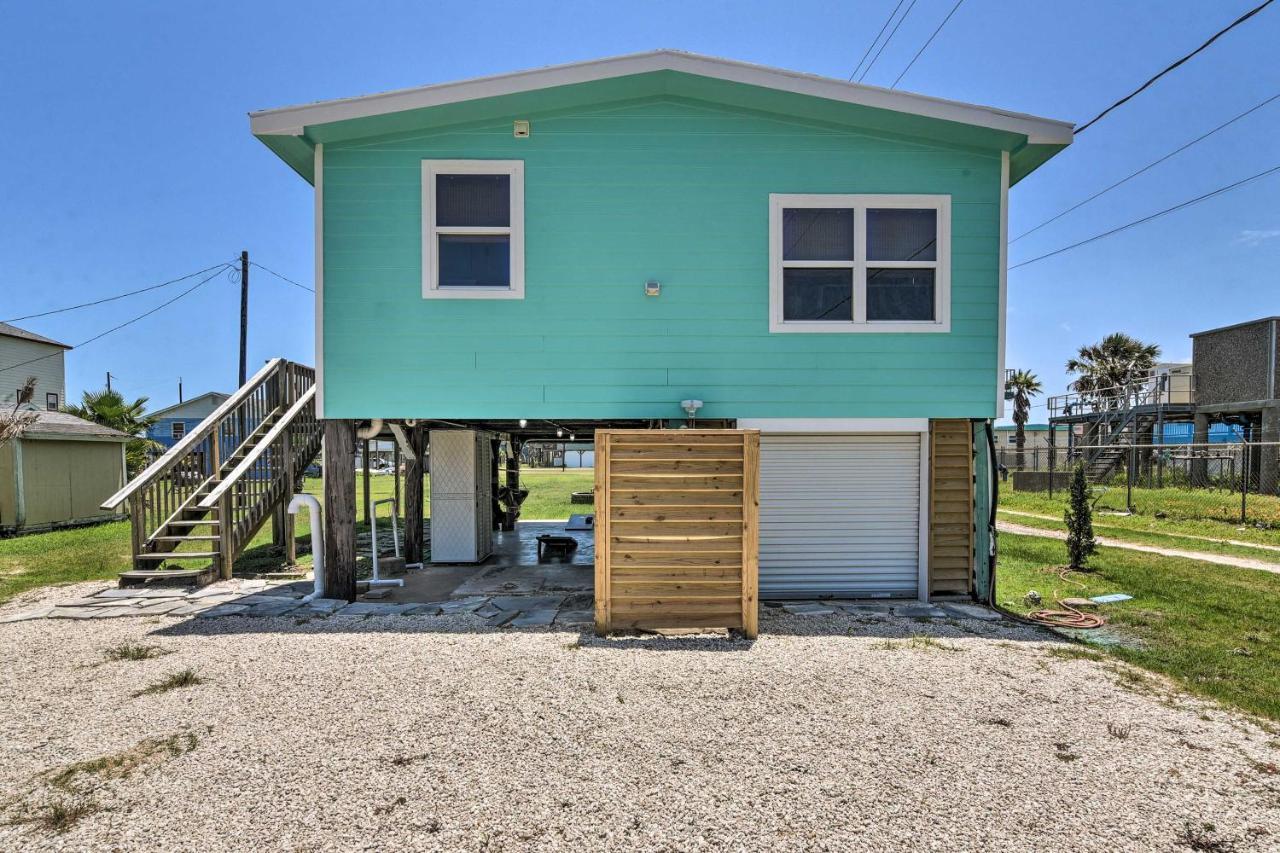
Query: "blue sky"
2 1 1277 422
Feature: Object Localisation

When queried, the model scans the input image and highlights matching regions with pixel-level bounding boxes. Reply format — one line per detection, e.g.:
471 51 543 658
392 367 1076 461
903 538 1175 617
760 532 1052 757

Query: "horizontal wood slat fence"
929 419 974 596
595 429 759 637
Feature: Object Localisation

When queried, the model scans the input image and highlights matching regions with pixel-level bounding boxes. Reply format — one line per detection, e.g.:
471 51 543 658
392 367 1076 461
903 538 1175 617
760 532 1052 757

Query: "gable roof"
149 391 231 420
0 322 71 349
250 50 1073 185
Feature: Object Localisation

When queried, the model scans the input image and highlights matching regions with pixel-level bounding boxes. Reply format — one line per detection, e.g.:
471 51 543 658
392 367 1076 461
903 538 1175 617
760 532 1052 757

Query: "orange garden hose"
1025 567 1106 629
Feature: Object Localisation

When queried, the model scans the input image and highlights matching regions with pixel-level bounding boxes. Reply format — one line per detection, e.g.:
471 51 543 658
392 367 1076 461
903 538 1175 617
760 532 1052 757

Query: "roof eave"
249 49 1073 157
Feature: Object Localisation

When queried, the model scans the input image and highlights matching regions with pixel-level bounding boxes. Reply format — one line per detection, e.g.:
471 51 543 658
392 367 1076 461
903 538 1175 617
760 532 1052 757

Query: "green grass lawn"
1001 486 1280 549
997 508 1280 564
996 532 1280 721
0 468 595 605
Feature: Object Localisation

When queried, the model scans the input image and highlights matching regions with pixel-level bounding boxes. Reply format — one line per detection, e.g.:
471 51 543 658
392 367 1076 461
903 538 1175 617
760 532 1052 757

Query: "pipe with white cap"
356 418 383 440
287 493 325 602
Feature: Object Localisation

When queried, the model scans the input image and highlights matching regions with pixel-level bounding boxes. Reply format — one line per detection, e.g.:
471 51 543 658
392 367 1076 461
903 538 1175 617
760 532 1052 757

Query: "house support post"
1192 413 1210 487
361 438 372 525
1261 405 1280 496
403 426 425 566
490 437 503 529
503 438 522 531
323 420 358 601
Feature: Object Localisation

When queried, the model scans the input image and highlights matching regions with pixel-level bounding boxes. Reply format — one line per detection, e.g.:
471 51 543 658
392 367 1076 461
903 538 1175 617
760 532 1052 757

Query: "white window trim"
421 159 524 300
768 193 951 333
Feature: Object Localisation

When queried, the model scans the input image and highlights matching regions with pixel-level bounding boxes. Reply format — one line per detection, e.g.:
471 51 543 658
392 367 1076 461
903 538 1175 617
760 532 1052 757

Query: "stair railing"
100 358 296 570
198 363 318 571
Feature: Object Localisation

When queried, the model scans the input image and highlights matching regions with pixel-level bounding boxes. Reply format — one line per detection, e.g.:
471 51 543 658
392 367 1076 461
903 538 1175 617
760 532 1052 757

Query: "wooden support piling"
324 420 357 601
403 425 425 565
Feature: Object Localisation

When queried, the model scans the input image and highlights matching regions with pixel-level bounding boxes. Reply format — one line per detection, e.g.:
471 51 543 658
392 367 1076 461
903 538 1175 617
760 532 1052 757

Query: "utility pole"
106 371 114 392
178 377 183 403
239 250 249 388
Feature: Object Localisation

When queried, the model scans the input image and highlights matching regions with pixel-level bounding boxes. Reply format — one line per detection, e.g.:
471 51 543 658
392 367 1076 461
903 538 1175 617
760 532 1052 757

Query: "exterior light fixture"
681 399 703 427
519 419 528 428
513 119 530 138
569 433 575 441
557 429 564 437
645 280 661 297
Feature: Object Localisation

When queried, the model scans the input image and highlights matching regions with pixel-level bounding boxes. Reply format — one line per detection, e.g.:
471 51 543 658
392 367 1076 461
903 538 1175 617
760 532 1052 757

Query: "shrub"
1065 463 1097 569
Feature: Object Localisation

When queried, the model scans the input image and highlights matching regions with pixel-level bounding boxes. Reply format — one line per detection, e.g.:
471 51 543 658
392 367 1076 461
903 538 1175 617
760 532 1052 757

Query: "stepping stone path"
3 583 1004 629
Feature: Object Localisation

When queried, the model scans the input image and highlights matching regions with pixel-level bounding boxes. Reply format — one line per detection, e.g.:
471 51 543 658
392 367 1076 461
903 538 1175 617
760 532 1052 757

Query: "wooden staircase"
100 359 321 586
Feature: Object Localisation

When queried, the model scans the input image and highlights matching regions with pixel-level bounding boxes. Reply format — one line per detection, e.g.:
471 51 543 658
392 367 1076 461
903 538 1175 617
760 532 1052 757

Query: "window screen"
867 208 937 261
782 268 853 321
866 268 936 321
435 174 510 227
438 235 511 288
783 208 854 260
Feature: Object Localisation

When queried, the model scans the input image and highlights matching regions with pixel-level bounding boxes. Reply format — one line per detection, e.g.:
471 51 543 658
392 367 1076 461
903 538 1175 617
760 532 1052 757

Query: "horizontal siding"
0 338 65 409
323 95 1001 419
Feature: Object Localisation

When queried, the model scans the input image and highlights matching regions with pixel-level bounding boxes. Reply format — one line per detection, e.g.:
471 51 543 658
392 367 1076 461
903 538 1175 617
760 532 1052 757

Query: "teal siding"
322 94 1002 420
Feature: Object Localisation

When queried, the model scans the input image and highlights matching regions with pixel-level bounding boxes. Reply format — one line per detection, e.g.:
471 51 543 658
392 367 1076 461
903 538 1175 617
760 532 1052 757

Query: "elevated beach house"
243 52 1071 625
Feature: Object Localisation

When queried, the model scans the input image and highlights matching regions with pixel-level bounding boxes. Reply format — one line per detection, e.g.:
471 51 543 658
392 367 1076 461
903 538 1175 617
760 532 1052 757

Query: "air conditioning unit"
428 430 493 563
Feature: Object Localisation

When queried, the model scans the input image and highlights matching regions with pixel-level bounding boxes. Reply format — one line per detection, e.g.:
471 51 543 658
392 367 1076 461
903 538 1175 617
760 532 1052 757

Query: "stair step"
154 535 220 542
169 520 220 527
135 551 219 560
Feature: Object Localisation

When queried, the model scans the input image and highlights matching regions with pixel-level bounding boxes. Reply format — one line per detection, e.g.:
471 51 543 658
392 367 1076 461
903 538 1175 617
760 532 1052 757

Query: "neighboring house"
249 51 1073 602
993 424 1069 450
146 392 230 450
0 322 69 412
0 410 130 534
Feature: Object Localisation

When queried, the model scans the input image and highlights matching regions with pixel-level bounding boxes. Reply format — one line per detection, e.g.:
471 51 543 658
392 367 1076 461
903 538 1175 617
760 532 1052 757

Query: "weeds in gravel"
1046 645 1104 662
102 642 169 662
132 668 203 698
1107 723 1131 739
981 717 1013 728
1177 820 1238 852
389 754 429 767
1053 741 1080 762
875 636 962 652
9 797 101 834
48 732 198 792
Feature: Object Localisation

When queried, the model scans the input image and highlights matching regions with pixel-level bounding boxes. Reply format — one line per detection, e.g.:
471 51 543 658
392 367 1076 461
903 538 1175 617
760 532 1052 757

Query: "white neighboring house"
0 322 69 412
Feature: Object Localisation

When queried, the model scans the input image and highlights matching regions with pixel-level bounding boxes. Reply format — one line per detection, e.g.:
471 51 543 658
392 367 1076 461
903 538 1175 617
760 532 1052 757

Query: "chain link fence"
1001 441 1280 526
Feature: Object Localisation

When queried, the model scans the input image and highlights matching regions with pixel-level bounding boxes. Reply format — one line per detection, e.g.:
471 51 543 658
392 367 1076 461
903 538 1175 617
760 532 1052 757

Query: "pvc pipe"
368 497 405 587
356 418 383 440
287 493 324 602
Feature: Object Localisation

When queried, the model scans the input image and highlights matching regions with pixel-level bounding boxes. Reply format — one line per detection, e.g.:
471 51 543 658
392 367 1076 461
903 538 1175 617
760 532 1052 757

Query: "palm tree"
64 388 163 476
1065 332 1160 410
1006 369 1042 470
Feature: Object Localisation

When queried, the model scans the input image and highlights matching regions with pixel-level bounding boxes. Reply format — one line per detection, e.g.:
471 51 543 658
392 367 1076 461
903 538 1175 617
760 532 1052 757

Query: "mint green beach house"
251 51 1072 604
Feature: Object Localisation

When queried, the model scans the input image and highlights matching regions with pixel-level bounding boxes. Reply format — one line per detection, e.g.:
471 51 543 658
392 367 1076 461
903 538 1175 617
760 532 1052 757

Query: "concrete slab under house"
104 51 1073 634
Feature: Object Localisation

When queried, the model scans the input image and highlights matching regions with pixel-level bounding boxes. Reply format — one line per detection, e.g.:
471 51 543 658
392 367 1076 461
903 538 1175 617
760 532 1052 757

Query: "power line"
0 267 227 375
1009 163 1280 270
849 0 906 81
891 0 965 88
1074 0 1276 135
1013 91 1280 243
858 0 919 83
2 263 231 324
249 261 314 293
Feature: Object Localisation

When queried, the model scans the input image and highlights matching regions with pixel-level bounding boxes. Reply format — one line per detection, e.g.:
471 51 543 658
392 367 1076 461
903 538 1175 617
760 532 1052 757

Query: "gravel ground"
1 582 1278 852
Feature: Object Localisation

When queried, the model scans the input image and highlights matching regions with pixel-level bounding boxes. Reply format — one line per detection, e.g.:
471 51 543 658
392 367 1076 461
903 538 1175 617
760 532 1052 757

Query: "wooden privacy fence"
594 429 759 637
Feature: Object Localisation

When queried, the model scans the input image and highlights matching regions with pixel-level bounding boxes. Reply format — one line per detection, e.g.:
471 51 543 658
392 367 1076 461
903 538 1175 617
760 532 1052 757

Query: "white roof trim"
249 49 1074 144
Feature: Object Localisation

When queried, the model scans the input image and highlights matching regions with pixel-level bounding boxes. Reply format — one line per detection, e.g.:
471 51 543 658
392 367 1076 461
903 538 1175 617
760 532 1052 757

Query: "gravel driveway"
1 582 1277 852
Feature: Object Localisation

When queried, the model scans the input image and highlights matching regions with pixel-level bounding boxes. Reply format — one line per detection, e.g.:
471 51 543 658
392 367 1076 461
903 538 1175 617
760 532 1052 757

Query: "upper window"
769 194 950 333
171 421 186 439
45 392 58 411
421 160 524 299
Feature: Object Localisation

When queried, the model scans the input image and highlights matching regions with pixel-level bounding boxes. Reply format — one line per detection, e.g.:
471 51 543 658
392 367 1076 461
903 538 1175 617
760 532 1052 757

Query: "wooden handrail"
100 358 283 509
197 387 316 508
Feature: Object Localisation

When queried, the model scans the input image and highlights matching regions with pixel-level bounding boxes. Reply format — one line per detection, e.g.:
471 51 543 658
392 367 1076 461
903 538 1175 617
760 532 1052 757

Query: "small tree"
1007 369 1042 471
1064 463 1096 569
0 377 39 447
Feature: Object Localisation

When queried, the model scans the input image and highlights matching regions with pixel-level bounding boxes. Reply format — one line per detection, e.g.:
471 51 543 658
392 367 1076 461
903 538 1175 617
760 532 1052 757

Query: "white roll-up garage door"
759 433 922 599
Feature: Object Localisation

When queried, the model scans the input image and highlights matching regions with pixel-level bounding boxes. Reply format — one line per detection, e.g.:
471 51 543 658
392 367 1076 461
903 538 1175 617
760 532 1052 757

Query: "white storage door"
759 434 922 598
